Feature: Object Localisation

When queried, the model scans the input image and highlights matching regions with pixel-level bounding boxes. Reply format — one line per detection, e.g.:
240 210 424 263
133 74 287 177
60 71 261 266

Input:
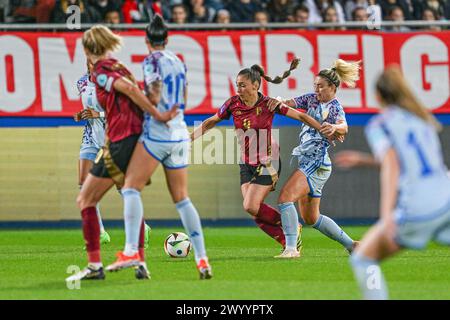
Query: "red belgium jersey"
217 93 289 166
91 58 143 143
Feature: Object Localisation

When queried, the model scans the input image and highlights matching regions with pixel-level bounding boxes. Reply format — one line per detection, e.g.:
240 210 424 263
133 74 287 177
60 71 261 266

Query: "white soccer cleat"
274 248 300 259
65 266 105 282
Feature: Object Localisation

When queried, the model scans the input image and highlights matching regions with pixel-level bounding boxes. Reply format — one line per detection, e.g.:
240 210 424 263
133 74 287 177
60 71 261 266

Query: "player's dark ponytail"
238 58 300 89
251 58 300 84
146 14 168 46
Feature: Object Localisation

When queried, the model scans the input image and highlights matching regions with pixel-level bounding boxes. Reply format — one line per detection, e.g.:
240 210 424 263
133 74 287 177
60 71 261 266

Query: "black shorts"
240 159 281 190
90 134 139 188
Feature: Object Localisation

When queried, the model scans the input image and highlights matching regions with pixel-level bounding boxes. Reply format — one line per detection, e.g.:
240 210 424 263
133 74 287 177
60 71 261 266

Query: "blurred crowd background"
0 0 448 31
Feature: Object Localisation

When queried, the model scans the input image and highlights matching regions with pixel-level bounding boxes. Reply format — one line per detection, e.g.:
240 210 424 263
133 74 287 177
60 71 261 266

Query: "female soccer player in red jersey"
191 59 329 253
66 25 178 283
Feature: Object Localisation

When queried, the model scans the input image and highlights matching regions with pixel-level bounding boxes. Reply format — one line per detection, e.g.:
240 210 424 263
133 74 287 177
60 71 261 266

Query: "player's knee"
76 194 86 209
242 201 258 216
77 192 96 210
278 189 294 204
122 178 144 192
302 213 318 226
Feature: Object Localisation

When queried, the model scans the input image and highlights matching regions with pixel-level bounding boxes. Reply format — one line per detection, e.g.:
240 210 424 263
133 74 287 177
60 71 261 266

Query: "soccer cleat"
134 263 151 280
347 240 360 255
274 248 300 259
144 224 151 249
296 224 303 254
100 231 111 245
105 251 141 272
197 258 213 280
65 266 105 282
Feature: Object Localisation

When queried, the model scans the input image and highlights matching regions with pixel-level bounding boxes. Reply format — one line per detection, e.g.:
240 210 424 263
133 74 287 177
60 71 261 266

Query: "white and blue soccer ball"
164 232 192 258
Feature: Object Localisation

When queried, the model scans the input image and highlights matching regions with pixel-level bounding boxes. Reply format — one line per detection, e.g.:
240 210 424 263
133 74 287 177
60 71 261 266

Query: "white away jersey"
76 74 105 149
142 50 189 142
365 106 450 222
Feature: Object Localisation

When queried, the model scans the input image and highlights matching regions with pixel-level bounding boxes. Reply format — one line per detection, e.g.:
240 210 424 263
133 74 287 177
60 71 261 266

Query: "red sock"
81 207 101 263
255 217 286 247
138 220 145 262
257 203 281 226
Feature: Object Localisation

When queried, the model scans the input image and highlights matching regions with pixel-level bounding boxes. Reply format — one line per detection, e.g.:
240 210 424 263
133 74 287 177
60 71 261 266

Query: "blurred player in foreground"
335 66 450 299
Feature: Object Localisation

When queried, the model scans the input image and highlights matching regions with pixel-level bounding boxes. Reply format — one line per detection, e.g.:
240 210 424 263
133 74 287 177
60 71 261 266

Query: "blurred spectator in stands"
0 0 7 22
323 5 345 29
384 5 410 31
266 0 296 22
214 8 230 23
188 0 216 23
305 0 346 23
105 8 121 23
122 0 159 23
9 0 56 23
292 4 309 23
379 0 412 20
205 0 224 10
344 0 368 20
226 0 262 23
351 6 368 29
412 0 449 20
421 7 441 30
352 6 368 21
254 9 269 29
89 0 120 21
366 0 382 29
52 0 102 23
170 3 188 23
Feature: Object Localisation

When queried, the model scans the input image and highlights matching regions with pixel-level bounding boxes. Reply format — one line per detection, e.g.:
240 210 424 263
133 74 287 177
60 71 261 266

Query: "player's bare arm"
191 114 222 141
114 77 178 123
81 109 101 119
379 148 400 222
284 98 297 108
284 107 322 132
73 111 82 122
320 119 348 137
146 80 162 105
334 150 380 168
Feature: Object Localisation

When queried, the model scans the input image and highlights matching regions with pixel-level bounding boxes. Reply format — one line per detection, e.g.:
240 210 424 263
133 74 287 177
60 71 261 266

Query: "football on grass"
164 232 192 258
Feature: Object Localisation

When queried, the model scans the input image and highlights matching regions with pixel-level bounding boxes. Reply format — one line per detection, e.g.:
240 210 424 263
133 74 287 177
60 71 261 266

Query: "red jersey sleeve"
275 104 289 116
92 66 123 93
216 97 233 120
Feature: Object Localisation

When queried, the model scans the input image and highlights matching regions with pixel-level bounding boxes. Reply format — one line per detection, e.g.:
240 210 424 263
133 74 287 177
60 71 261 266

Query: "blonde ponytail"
318 59 361 88
332 59 361 88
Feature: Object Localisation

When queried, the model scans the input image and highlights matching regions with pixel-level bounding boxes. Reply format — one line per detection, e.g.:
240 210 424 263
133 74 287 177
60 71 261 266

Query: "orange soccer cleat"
105 251 141 272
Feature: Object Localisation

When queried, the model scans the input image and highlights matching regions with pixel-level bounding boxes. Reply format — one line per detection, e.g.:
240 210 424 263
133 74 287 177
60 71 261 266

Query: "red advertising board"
0 30 449 116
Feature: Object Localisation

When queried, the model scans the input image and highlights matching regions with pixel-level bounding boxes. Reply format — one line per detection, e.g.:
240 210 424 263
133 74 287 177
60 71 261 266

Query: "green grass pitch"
0 226 449 300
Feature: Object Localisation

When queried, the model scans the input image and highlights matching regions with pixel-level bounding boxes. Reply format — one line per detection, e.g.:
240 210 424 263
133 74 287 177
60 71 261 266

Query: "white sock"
350 253 388 300
96 203 105 233
312 214 354 250
176 198 207 264
88 262 103 270
122 188 143 256
278 202 299 250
